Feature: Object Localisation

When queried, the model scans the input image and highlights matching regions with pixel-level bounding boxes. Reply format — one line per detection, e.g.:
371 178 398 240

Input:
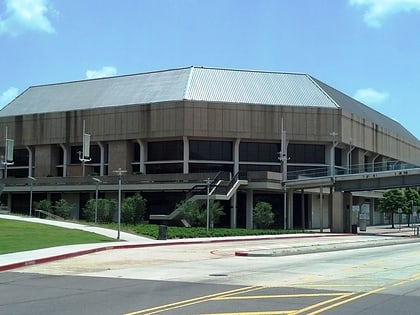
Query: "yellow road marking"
213 292 346 300
197 311 297 315
305 287 385 315
291 292 354 315
123 286 262 315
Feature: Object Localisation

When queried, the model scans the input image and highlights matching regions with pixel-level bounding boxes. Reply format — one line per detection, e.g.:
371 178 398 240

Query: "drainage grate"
209 273 228 277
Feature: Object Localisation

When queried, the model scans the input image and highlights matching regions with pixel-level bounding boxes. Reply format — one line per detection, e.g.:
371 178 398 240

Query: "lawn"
0 219 116 255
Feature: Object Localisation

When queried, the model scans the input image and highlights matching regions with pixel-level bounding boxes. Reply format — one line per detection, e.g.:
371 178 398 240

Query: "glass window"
146 163 183 174
12 149 29 166
189 163 233 173
148 141 183 161
240 142 280 162
288 144 325 164
189 140 232 161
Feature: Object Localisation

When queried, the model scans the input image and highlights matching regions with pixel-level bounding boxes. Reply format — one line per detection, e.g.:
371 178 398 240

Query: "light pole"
92 177 102 224
28 176 36 216
113 168 127 240
205 178 211 233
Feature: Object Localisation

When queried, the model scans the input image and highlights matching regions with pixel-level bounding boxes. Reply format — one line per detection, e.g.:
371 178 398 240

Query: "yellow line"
197 311 297 315
291 292 354 315
123 286 262 315
214 293 346 300
306 287 386 315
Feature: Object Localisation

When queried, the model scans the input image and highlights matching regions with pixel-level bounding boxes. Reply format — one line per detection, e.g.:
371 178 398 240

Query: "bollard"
417 226 419 236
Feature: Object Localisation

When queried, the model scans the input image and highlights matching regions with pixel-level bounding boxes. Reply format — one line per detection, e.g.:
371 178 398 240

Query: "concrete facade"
0 67 419 231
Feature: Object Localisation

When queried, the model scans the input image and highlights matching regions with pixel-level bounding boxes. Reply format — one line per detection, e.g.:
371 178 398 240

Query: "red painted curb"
0 233 354 272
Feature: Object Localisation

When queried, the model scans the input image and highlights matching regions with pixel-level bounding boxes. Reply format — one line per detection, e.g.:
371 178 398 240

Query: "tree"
34 199 52 214
54 199 74 219
253 201 275 229
378 189 405 228
83 198 117 223
404 188 420 226
177 199 225 227
121 193 147 225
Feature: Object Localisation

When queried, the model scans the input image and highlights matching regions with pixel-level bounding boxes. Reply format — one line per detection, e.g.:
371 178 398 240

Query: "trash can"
351 224 358 234
158 225 167 240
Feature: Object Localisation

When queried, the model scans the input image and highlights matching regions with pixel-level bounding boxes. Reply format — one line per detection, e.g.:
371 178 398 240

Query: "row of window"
140 140 329 164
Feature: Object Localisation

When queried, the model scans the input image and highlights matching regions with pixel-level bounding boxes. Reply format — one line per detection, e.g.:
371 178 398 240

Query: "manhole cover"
209 273 228 277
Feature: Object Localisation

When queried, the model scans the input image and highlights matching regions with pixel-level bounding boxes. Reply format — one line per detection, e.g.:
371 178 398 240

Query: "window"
288 144 325 164
189 140 232 161
148 141 183 161
240 142 280 162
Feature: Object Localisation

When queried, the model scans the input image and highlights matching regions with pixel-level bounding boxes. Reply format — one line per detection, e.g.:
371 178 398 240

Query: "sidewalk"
1 214 419 271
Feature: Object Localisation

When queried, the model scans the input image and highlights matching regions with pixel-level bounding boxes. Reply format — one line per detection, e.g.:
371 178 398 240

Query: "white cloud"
349 0 420 27
354 87 389 104
85 66 118 79
0 0 57 36
0 87 19 108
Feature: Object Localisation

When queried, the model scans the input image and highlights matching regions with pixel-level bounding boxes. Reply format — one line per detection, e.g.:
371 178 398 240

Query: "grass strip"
0 219 116 255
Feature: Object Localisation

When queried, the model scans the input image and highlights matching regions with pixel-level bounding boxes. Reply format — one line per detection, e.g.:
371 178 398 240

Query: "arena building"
0 67 419 232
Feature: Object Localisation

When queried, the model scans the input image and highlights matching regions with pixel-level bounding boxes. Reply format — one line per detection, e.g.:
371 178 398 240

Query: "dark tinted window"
189 140 232 161
148 141 183 161
288 144 325 164
240 142 280 162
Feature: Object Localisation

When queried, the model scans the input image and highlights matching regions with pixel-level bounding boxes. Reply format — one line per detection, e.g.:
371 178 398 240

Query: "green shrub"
177 199 225 227
253 201 274 228
83 198 117 223
54 199 74 219
121 194 147 225
34 199 52 213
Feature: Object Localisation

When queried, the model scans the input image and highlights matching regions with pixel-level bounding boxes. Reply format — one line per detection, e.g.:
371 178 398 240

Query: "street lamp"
92 177 102 224
28 176 36 216
112 168 127 240
205 178 211 233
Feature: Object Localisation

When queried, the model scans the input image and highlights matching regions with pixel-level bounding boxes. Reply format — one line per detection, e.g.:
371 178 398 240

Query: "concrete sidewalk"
1 214 419 272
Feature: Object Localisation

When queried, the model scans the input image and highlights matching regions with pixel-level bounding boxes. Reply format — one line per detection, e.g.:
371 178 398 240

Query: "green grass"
0 219 116 255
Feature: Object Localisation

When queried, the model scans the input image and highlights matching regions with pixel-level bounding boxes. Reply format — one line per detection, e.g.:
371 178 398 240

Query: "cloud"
0 0 57 36
0 87 19 108
354 87 389 104
349 0 420 27
85 66 118 79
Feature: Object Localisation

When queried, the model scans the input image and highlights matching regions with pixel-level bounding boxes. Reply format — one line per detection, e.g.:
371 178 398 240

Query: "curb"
0 233 352 272
234 237 420 257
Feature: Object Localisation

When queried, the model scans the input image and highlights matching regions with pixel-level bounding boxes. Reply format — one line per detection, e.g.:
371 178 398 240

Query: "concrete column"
287 189 294 229
183 136 189 174
230 192 237 228
233 138 240 175
343 192 353 233
98 141 105 176
246 189 253 229
137 139 146 174
59 144 68 177
26 146 33 177
108 140 131 174
331 191 344 232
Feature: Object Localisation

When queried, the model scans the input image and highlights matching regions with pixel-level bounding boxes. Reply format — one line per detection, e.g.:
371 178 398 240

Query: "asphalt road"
2 238 420 314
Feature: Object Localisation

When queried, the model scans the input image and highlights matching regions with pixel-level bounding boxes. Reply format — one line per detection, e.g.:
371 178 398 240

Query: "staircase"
149 171 247 224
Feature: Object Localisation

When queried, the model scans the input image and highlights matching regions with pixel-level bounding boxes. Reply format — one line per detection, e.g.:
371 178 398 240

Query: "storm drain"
209 273 228 277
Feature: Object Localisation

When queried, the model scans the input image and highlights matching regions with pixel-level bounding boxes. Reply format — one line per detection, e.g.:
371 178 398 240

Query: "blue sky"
1 0 419 138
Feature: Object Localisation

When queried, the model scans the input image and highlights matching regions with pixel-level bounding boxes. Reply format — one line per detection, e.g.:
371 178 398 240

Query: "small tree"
54 199 74 219
378 189 405 228
177 199 224 227
121 193 147 225
253 201 274 229
83 198 117 223
34 199 52 213
404 188 420 226
177 200 203 227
